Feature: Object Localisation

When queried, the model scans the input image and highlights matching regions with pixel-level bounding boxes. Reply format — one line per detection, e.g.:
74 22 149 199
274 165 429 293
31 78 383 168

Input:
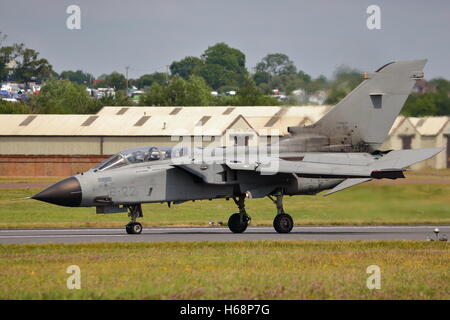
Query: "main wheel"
228 213 248 233
273 213 294 233
126 222 143 234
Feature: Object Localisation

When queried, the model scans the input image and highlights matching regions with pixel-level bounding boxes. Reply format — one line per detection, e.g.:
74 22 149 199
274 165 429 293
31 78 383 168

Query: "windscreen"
95 154 127 171
93 146 187 171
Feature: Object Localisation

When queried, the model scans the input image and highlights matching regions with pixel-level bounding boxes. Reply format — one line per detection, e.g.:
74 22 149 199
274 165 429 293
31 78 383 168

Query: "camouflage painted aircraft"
32 59 442 234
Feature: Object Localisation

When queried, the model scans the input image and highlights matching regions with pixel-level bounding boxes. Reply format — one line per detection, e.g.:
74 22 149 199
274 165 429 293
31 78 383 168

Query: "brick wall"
0 155 110 177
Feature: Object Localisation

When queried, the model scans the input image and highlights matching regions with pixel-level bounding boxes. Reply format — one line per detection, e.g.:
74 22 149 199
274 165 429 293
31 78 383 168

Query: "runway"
0 225 448 244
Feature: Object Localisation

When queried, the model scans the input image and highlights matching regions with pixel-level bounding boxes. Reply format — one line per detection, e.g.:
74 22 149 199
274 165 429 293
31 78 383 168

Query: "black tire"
126 222 143 234
273 214 294 233
228 213 248 233
131 222 143 234
125 224 133 234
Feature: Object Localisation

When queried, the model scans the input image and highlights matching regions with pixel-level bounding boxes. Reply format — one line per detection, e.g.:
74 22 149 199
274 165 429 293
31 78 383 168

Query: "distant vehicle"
272 94 288 101
1 98 18 102
130 90 144 104
31 60 442 235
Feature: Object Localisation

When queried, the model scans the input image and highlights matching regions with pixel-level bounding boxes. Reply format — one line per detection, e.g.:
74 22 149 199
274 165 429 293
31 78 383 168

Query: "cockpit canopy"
93 146 187 171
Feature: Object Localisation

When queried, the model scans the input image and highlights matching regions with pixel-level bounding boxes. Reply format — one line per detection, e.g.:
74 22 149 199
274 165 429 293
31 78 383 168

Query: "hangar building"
0 106 448 175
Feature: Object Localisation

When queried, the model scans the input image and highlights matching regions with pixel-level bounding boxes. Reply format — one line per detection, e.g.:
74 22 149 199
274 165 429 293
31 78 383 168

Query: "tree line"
1 31 449 116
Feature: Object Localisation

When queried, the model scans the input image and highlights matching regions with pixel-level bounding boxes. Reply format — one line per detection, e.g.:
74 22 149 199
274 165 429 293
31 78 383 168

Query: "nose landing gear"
228 195 251 233
125 204 143 234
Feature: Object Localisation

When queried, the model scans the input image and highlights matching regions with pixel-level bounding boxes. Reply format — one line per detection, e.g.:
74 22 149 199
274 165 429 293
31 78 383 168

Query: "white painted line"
0 225 447 233
0 234 128 239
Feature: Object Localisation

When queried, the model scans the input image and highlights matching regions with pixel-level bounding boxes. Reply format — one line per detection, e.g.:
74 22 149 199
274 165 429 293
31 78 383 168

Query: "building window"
232 135 252 146
401 135 413 150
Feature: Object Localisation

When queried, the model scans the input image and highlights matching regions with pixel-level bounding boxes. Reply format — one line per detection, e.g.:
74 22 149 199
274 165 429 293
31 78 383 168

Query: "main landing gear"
228 195 251 233
125 204 143 234
268 191 294 234
227 191 294 234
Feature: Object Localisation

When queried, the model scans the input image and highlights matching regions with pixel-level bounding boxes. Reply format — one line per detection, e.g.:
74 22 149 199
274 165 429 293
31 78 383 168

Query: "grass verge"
0 241 448 299
0 184 449 228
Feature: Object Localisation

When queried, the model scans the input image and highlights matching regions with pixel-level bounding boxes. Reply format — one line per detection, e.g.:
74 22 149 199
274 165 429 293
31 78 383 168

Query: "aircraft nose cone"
32 177 82 207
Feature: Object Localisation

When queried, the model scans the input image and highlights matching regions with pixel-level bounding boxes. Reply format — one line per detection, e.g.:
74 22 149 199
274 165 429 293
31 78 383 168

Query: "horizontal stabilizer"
324 178 372 196
372 148 444 170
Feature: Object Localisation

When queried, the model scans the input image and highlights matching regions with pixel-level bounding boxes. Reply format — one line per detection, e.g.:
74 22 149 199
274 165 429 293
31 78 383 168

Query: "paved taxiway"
0 226 448 244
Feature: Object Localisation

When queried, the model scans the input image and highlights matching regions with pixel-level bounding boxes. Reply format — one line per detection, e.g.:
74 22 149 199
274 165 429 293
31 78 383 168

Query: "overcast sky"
1 0 449 80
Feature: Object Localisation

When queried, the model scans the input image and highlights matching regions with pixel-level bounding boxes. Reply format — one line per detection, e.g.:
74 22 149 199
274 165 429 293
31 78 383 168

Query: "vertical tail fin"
311 59 427 151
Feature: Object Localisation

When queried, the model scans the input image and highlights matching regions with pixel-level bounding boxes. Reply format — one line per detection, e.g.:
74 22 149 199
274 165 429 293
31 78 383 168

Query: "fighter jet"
31 59 442 234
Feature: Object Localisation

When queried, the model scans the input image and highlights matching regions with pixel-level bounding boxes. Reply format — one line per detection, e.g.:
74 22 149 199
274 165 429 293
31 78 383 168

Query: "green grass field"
0 241 448 299
0 183 449 228
1 173 448 300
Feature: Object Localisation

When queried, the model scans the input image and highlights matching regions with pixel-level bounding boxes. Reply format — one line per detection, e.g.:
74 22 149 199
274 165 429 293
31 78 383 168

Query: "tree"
140 75 212 106
202 43 246 73
332 65 362 90
252 54 315 95
325 65 362 104
60 70 94 85
307 75 328 93
0 32 6 46
253 71 271 86
96 90 133 107
297 70 312 83
211 77 278 106
324 88 348 105
255 53 297 76
0 44 18 80
401 93 439 116
167 42 248 90
428 78 450 94
402 91 450 116
198 42 248 89
140 83 166 106
104 72 127 90
136 72 168 89
270 73 310 94
0 100 31 114
236 76 275 105
5 45 54 82
29 79 97 114
170 56 203 79
196 63 236 90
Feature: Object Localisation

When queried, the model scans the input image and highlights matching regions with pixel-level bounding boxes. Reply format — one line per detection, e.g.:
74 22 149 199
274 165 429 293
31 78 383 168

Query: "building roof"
0 106 330 137
0 113 255 137
96 105 330 119
388 116 406 135
4 107 443 139
413 116 449 136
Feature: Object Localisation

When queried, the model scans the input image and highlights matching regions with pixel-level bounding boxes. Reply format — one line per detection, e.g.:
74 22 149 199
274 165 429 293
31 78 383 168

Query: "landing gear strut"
228 195 251 233
268 191 294 233
125 204 143 234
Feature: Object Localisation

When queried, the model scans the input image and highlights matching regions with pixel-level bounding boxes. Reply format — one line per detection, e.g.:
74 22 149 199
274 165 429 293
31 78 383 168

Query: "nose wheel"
125 204 143 234
126 222 143 234
228 212 250 233
228 195 251 233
